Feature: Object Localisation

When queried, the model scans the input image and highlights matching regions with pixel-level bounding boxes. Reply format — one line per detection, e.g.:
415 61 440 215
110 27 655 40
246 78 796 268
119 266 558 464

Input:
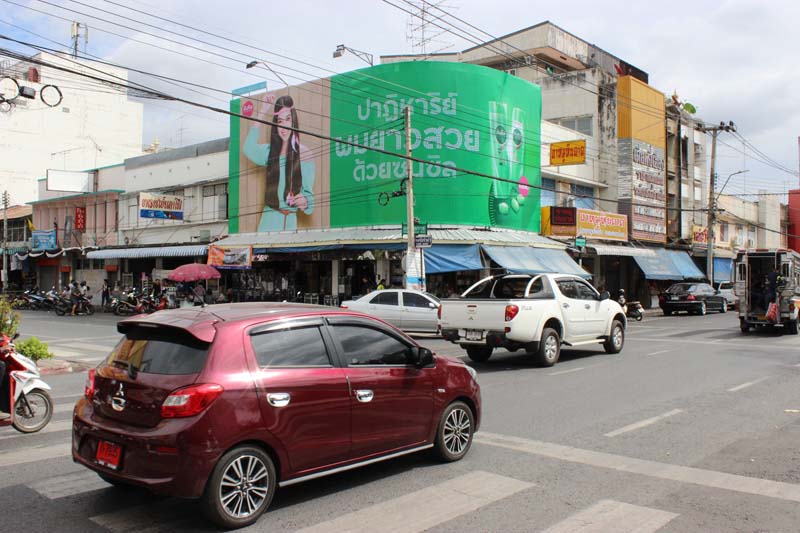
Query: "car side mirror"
12 333 20 340
599 291 610 301
428 302 438 309
411 346 434 367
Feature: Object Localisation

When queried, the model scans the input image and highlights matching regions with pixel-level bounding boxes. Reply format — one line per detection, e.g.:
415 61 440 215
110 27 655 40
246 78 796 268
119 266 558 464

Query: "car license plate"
670 296 678 301
96 440 122 470
465 329 483 341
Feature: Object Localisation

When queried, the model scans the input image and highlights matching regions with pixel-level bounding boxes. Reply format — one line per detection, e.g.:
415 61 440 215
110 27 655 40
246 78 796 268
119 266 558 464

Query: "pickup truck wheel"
603 320 625 354
786 318 798 335
466 346 492 363
536 328 560 367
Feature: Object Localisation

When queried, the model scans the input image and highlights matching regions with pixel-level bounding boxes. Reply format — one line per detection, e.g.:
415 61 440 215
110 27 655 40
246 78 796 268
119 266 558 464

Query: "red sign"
242 100 254 117
552 207 577 225
75 207 86 231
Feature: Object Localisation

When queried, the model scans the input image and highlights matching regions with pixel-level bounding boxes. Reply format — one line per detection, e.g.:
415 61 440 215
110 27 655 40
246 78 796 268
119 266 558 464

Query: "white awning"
589 244 657 257
86 245 208 259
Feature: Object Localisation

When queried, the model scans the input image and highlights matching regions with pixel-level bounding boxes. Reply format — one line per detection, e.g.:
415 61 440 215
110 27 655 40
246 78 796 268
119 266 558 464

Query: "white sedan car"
340 289 441 333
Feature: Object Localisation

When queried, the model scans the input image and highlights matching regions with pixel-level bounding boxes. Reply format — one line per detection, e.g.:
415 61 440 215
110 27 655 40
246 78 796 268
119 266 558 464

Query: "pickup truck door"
554 278 590 342
573 278 610 337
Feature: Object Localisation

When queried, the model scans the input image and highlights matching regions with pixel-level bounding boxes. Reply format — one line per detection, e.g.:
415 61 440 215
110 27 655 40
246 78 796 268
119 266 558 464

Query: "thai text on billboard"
139 193 184 220
549 140 586 166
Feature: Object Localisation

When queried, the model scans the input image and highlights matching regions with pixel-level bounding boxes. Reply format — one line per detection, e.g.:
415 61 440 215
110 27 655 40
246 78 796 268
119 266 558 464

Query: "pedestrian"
152 278 162 298
361 276 374 294
101 279 110 310
377 278 387 290
70 280 81 316
765 266 783 306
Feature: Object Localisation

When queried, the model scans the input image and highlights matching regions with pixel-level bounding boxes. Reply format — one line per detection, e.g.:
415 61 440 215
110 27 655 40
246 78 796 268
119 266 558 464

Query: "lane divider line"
727 377 768 393
604 409 684 438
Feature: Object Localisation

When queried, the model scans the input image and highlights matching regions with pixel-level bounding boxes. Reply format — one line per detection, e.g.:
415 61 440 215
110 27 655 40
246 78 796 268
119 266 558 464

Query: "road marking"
476 432 800 503
0 419 72 441
54 403 76 414
793 363 800 367
604 409 683 438
296 471 532 533
542 499 678 533
51 393 83 401
727 377 768 392
645 349 671 356
0 443 71 467
90 499 194 531
51 341 114 352
30 471 110 499
549 366 587 376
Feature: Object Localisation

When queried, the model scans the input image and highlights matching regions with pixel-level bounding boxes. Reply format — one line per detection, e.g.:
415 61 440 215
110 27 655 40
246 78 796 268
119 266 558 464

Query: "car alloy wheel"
433 401 474 462
203 446 276 528
219 455 270 519
699 302 706 316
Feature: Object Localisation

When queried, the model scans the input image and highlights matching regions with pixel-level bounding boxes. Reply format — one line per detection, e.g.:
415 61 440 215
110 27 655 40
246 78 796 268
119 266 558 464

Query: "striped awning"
86 245 208 259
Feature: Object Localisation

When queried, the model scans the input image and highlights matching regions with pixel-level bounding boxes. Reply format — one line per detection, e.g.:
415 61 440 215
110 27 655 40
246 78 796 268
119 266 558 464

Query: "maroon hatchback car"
73 303 481 528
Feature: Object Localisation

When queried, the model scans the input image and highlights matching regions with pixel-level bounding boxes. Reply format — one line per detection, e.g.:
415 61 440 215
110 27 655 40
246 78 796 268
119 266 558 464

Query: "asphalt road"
3 309 800 531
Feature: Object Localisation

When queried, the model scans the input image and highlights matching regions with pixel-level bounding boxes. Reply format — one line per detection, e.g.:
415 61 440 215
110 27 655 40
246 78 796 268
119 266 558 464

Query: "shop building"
0 205 34 290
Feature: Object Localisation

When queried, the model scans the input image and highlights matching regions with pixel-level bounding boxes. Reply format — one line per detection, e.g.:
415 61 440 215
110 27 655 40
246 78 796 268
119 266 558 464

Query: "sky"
1 0 798 198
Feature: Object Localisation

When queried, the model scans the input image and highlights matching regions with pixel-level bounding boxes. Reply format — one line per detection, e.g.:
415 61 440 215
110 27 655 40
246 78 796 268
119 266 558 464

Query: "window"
494 277 530 298
570 184 595 209
333 326 411 366
551 115 593 136
556 279 578 299
107 327 209 375
573 280 598 300
250 326 331 367
403 292 432 308
370 292 398 306
215 183 227 195
203 185 216 197
541 178 556 207
720 223 729 242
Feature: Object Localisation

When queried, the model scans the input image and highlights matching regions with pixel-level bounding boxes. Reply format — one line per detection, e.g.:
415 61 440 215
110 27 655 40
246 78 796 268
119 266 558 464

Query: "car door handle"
584 304 591 309
562 303 570 308
355 389 374 403
266 392 291 407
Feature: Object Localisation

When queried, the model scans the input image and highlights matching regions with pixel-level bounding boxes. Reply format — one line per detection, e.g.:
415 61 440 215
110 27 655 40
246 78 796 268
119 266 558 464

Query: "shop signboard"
692 225 708 245
414 234 433 248
549 140 586 166
229 62 542 234
139 193 184 220
75 207 86 231
541 207 628 242
207 245 252 269
31 229 57 249
617 76 666 243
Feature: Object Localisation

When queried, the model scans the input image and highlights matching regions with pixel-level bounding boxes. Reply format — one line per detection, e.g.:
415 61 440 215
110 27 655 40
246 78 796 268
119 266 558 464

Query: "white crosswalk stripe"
294 471 532 533
0 443 71 467
543 499 678 533
0 419 72 441
90 499 195 532
30 471 111 499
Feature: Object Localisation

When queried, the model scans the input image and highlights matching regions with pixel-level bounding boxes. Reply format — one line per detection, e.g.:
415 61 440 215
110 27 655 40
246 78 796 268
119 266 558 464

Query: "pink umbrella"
167 263 221 282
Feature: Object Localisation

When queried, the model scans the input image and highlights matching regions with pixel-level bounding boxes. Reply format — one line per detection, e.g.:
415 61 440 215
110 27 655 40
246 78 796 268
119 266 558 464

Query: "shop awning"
482 245 590 278
714 257 733 283
424 244 483 274
589 244 657 257
665 250 705 280
86 245 208 259
633 250 684 280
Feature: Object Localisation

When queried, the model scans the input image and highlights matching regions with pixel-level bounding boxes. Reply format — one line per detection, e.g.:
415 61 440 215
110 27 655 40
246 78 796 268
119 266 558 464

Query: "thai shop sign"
541 207 628 242
31 229 57 249
207 245 252 269
229 62 542 234
139 192 184 220
549 140 586 166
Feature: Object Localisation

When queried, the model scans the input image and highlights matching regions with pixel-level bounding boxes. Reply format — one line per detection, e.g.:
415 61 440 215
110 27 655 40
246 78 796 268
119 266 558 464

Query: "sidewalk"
36 358 91 375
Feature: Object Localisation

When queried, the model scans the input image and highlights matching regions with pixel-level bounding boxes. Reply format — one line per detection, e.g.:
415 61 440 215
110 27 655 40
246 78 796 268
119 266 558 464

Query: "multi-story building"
0 204 34 290
0 51 143 204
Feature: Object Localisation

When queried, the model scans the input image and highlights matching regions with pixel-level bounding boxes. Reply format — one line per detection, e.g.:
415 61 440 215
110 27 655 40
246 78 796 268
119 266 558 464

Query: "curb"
37 359 92 375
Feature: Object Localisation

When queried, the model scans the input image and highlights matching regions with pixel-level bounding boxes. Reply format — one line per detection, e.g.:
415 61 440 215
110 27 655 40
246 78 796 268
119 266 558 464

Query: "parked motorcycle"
0 333 53 433
617 289 643 321
113 289 142 316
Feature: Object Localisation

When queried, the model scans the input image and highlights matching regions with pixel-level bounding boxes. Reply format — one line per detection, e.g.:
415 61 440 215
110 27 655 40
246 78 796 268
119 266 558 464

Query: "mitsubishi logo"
111 383 127 412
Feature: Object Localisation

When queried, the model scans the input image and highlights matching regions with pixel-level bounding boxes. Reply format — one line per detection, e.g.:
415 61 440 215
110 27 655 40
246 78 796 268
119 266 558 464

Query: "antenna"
405 1 457 56
70 22 88 58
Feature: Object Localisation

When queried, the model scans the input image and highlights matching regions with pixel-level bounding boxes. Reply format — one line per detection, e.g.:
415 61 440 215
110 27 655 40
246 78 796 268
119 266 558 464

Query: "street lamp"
245 60 289 87
716 169 749 200
332 44 374 66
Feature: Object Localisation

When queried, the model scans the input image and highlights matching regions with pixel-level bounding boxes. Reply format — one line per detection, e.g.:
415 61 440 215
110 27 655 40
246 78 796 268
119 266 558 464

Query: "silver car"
340 289 441 333
715 282 736 306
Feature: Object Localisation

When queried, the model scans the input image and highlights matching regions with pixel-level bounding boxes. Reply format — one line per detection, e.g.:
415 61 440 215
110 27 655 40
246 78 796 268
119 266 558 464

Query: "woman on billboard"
244 94 315 231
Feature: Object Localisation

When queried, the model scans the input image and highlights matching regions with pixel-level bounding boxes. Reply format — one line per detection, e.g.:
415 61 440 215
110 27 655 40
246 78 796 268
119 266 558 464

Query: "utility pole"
404 106 424 290
703 121 736 284
2 191 8 292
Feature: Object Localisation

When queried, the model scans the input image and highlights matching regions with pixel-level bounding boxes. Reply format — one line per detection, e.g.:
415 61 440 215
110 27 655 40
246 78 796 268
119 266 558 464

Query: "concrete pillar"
331 259 340 302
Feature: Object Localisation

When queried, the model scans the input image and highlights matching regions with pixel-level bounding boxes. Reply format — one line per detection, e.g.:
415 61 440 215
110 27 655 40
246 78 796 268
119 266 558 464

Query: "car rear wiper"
113 359 138 380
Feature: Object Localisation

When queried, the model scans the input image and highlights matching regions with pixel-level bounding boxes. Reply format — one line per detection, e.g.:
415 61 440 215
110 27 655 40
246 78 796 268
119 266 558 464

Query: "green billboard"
229 62 541 234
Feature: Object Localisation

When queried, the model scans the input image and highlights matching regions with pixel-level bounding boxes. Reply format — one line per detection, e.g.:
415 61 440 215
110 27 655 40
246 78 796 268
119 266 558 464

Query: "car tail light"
505 304 519 322
437 304 442 320
658 295 665 304
687 294 696 301
340 305 348 309
84 369 95 400
161 383 224 418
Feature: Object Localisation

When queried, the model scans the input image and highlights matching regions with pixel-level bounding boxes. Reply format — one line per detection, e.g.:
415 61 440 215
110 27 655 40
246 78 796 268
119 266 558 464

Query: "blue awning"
86 245 208 259
482 245 590 278
633 250 684 280
714 257 733 283
424 244 483 274
665 250 705 280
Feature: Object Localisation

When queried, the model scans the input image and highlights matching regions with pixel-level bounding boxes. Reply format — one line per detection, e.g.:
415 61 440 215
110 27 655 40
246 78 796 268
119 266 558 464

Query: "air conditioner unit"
195 230 211 243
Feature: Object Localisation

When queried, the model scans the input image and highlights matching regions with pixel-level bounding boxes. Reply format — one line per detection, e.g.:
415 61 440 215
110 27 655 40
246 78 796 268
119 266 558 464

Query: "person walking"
101 279 110 311
377 278 387 290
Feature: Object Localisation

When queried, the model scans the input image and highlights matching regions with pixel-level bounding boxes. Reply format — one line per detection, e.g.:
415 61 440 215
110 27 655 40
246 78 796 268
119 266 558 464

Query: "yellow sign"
577 209 628 242
549 140 587 166
692 225 708 245
541 207 628 242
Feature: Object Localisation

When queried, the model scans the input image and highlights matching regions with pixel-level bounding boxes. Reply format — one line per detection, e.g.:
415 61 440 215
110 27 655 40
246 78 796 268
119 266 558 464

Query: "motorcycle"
618 291 643 322
0 333 54 433
113 289 142 316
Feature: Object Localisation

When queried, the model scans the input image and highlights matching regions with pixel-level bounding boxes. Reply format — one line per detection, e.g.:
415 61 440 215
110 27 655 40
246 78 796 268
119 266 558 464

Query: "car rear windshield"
106 326 210 375
667 284 695 294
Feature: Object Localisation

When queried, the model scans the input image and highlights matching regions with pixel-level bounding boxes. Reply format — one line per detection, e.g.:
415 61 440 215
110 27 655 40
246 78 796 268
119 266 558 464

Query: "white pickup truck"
439 273 627 366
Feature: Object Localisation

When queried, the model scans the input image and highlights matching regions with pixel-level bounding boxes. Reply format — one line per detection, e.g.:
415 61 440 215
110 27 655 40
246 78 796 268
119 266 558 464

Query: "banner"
549 140 586 166
541 207 628 242
692 225 708 245
139 192 184 220
31 229 57 250
207 245 252 269
75 207 86 231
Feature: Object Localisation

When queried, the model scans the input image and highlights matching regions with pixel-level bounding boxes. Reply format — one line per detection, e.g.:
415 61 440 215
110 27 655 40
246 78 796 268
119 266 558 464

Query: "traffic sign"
414 234 433 248
575 236 587 248
402 223 428 235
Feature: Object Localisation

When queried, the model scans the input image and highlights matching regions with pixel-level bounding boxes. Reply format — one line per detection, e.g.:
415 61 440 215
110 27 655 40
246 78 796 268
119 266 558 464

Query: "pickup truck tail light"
504 304 519 322
437 304 442 320
686 294 696 301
